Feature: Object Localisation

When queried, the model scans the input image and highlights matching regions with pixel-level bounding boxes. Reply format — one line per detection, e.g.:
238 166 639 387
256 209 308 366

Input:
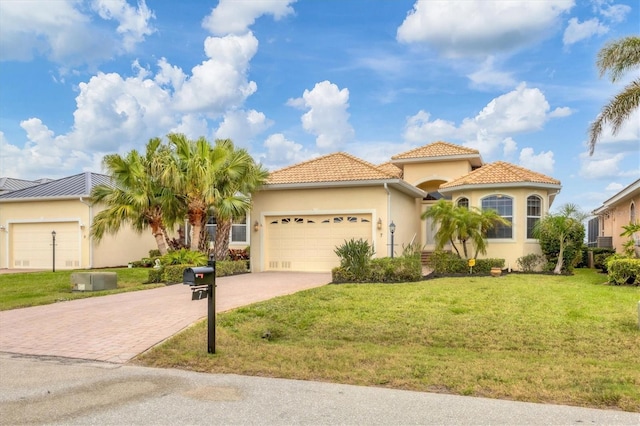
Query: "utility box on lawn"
71 272 117 292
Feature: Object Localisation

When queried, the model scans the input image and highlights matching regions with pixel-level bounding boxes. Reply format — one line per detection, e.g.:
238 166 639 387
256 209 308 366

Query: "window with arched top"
630 202 636 224
457 197 469 209
482 195 513 239
527 195 542 239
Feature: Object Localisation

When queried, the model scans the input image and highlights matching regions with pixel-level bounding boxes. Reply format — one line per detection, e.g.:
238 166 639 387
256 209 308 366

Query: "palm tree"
160 133 230 251
90 138 179 255
533 203 587 274
422 199 509 259
588 36 640 155
210 139 269 261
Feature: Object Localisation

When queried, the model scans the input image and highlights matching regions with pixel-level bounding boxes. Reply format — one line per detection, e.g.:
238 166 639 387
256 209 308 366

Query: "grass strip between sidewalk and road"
0 268 161 310
135 269 640 412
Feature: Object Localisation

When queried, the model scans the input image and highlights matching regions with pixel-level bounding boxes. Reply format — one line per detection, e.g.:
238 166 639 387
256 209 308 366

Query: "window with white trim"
206 216 248 243
482 195 513 239
457 197 469 209
526 195 542 239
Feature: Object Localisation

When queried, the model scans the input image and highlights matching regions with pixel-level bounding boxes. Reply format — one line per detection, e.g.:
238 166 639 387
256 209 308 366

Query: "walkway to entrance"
0 272 331 363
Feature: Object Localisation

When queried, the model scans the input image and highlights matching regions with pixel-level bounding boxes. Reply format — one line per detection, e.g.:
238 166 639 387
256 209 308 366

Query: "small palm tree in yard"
422 199 509 259
534 203 587 274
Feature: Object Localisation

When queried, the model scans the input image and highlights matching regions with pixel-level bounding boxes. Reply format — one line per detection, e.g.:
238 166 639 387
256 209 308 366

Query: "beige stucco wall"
444 187 553 270
598 192 640 254
250 184 421 271
0 199 156 269
402 160 472 187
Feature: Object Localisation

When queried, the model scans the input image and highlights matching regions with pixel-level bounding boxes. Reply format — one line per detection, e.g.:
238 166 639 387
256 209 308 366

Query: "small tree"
620 222 640 257
534 203 587 274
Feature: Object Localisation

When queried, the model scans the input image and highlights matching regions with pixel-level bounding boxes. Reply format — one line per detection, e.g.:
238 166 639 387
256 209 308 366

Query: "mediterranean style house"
249 141 561 272
591 178 640 254
0 141 562 272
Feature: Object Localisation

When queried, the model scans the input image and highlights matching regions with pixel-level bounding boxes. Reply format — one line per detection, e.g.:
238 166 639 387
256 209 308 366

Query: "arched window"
457 197 469 209
630 202 636 224
482 195 512 239
527 195 542 239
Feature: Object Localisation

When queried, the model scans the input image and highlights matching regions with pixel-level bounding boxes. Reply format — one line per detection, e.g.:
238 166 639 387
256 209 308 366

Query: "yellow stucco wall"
402 160 472 187
250 185 420 271
0 199 156 269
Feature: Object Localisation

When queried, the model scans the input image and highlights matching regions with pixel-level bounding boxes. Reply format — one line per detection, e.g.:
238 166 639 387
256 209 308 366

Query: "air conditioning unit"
71 272 117 292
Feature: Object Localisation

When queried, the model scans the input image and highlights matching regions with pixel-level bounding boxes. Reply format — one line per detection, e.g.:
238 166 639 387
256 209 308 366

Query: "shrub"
162 249 208 266
594 252 616 272
163 264 196 284
517 253 545 272
228 249 249 261
215 260 249 276
149 249 161 258
606 258 640 285
474 258 505 274
147 267 163 283
334 238 375 279
369 256 422 282
427 251 467 274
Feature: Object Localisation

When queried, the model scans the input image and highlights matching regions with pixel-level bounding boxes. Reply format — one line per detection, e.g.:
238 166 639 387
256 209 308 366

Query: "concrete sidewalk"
1 354 638 425
0 272 330 363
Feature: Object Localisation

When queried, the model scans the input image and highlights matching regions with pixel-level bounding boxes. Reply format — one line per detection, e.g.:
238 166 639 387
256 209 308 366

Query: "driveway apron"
0 272 330 363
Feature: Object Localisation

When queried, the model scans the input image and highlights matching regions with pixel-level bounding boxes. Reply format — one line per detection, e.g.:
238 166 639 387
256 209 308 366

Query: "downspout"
79 197 93 268
384 183 391 257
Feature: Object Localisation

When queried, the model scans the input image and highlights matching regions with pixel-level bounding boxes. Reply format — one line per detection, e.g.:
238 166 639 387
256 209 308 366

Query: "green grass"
135 269 640 412
0 268 163 310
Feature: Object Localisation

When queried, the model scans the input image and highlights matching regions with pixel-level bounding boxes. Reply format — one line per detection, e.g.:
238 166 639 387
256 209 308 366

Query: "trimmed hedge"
607 258 640 285
332 256 422 283
148 260 249 284
427 250 505 275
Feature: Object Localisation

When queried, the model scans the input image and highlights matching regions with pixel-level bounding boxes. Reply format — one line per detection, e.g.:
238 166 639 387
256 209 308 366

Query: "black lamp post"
389 221 396 258
51 230 56 272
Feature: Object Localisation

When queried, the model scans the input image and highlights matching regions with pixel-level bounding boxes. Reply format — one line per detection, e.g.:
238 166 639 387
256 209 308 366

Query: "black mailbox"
183 266 215 286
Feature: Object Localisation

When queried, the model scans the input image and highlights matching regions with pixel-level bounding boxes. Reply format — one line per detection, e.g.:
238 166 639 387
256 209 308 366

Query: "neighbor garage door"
265 214 372 272
11 222 80 269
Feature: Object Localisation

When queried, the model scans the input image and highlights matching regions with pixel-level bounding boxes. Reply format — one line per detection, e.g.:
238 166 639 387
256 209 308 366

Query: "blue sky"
0 0 638 213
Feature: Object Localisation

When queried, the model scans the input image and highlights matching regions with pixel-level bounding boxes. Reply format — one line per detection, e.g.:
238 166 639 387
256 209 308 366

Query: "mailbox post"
183 261 216 354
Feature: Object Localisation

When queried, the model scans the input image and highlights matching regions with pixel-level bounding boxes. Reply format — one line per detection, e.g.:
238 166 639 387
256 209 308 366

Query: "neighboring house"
0 172 156 270
0 177 47 195
592 178 640 253
249 141 562 273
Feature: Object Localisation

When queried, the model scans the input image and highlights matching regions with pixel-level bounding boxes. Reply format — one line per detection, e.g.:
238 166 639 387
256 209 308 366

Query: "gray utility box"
71 272 117 292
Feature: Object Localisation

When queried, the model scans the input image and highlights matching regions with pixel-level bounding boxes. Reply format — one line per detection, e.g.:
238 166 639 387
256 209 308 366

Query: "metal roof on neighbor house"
0 172 112 200
439 161 561 191
0 177 42 194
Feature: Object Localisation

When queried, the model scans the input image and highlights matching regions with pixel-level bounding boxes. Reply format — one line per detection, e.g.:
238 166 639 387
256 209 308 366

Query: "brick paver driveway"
0 272 330 363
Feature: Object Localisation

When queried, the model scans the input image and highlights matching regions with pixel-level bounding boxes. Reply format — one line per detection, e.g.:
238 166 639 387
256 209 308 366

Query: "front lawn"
135 269 640 412
0 268 161 310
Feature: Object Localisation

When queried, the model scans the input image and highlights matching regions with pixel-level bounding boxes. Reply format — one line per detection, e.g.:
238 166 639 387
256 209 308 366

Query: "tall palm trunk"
213 218 233 261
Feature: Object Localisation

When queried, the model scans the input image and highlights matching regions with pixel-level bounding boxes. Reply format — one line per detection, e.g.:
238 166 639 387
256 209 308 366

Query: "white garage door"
265 214 373 272
11 222 80 269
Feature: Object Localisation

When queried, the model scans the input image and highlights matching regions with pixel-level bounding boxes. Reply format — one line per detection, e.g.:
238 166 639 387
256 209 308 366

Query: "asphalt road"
1 354 638 426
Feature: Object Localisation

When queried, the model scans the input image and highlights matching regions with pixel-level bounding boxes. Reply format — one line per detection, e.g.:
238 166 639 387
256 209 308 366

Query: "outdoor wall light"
377 218 382 230
254 220 260 232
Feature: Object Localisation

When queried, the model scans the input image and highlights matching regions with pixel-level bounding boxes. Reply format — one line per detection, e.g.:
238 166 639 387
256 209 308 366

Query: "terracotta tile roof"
377 162 403 178
440 161 561 189
267 152 396 184
392 141 479 160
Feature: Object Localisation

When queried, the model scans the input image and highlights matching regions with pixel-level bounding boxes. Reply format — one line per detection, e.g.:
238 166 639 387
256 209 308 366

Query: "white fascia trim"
439 182 562 194
263 179 426 198
391 154 482 165
596 178 640 212
7 218 82 225
0 195 91 203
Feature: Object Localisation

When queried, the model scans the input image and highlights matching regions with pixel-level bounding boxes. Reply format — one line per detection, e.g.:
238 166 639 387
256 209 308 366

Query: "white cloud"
91 0 155 51
404 83 570 157
579 152 624 179
396 0 573 57
215 109 273 147
593 0 631 23
519 147 555 175
563 17 608 45
260 133 309 169
467 56 517 89
0 0 154 66
287 81 355 151
549 107 573 118
605 182 624 192
173 33 259 115
202 0 296 36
